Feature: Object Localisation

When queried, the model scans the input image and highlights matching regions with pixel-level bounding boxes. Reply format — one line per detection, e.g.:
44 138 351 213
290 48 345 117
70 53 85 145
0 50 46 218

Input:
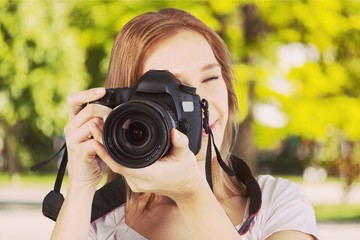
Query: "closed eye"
202 76 219 83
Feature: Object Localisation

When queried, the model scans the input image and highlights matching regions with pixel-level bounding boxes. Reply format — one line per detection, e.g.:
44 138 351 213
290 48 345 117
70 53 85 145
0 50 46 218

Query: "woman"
51 8 320 240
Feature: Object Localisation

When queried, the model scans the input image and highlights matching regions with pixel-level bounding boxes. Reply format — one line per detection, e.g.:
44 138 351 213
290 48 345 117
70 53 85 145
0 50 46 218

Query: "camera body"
93 70 202 168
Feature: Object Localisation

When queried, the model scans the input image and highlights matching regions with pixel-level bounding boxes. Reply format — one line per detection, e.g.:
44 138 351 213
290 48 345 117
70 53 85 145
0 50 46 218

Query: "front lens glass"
124 120 149 146
113 112 156 156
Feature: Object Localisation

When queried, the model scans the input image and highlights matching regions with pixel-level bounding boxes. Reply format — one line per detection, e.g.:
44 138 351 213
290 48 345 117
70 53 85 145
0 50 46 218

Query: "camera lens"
125 122 149 146
103 100 176 168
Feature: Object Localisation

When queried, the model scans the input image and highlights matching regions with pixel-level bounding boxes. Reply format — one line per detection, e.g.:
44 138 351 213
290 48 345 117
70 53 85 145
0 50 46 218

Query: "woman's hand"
94 127 205 202
64 88 111 191
51 88 113 240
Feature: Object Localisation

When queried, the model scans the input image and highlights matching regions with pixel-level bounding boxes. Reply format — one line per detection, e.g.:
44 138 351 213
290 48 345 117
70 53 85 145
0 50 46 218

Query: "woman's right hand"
51 88 112 240
64 87 111 191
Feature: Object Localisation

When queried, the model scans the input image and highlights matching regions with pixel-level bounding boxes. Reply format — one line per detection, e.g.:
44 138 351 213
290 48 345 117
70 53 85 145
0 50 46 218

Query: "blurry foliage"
253 1 360 191
0 0 359 189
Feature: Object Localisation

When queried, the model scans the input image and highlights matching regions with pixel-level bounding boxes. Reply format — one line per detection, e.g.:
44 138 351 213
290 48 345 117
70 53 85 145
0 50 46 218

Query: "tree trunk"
232 81 258 173
231 4 265 174
3 123 20 185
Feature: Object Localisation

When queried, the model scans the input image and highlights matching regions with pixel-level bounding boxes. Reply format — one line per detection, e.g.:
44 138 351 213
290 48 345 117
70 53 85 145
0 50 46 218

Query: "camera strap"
201 99 261 235
31 144 128 222
201 99 234 190
31 144 67 221
32 99 261 235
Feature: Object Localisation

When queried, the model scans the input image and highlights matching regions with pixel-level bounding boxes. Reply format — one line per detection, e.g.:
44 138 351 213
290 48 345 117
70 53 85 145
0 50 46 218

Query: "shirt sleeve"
258 175 320 239
88 222 97 239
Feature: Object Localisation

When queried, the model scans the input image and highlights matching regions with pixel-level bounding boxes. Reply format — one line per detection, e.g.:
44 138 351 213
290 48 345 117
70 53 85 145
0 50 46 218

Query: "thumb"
170 128 189 153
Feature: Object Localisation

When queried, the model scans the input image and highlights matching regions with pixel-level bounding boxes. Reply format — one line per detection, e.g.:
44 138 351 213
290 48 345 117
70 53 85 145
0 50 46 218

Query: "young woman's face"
140 30 229 162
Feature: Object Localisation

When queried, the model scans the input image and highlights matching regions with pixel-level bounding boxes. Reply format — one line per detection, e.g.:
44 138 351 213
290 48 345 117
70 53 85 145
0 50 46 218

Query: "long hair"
105 8 246 208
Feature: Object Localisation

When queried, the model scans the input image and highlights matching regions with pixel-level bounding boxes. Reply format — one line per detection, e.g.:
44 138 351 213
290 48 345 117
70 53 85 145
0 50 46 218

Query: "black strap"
201 99 261 235
32 144 127 223
55 145 68 192
30 144 66 172
231 155 262 218
91 176 127 222
40 144 67 221
230 155 262 235
202 99 234 190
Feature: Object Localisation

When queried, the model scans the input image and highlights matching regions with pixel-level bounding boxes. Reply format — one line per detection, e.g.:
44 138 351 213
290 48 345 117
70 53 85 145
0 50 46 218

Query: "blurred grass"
314 204 360 223
0 172 64 187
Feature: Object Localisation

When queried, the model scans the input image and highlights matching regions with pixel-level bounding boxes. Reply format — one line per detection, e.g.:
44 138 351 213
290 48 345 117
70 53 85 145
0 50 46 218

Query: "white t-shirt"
89 175 320 239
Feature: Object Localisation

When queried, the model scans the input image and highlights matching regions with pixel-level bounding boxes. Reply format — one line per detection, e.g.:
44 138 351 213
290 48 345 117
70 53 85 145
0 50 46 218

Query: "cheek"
197 80 229 124
217 83 229 118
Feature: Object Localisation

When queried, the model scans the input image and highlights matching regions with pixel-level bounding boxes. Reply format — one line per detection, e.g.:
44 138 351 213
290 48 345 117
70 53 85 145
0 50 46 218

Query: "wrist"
173 176 212 206
66 180 97 200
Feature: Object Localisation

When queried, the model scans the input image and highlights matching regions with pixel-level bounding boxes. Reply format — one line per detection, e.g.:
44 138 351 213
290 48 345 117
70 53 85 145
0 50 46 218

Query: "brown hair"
105 8 246 206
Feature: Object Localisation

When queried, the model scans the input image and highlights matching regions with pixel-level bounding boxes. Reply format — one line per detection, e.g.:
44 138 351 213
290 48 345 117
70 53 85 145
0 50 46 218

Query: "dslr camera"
93 70 202 168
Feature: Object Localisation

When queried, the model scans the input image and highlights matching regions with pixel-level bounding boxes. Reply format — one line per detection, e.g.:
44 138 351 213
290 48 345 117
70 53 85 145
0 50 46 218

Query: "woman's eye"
202 76 219 83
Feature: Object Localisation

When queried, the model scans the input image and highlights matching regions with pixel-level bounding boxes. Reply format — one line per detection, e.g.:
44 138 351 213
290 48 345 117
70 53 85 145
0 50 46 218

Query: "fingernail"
174 129 181 140
95 88 105 94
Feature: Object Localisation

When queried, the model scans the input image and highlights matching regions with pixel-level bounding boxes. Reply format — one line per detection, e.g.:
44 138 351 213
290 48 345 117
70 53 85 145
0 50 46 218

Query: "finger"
67 88 106 119
170 128 189 154
79 140 98 162
90 119 104 144
67 118 103 144
92 139 125 174
66 140 97 166
64 104 110 136
71 141 107 184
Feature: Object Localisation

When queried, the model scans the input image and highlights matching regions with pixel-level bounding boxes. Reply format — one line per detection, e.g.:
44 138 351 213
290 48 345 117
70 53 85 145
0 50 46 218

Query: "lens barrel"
103 100 176 168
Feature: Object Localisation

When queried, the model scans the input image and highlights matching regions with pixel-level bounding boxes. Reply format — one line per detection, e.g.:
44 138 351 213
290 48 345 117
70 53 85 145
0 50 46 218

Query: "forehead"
141 30 218 74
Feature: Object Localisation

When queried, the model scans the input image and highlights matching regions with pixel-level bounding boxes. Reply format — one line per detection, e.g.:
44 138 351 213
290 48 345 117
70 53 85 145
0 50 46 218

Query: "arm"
51 88 110 240
176 178 241 240
266 230 316 240
51 184 96 240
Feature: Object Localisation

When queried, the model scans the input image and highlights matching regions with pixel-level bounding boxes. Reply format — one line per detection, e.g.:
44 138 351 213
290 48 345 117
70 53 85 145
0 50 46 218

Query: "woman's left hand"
93 128 205 202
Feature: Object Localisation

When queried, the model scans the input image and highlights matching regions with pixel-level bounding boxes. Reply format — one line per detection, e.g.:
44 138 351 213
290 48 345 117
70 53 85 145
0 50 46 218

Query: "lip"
202 121 216 137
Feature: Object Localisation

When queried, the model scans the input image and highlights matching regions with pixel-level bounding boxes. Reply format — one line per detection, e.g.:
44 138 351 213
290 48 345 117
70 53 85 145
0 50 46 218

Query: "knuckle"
183 136 189 145
66 93 76 105
87 121 95 131
89 138 99 149
64 124 71 136
85 104 97 116
89 121 102 137
65 135 76 146
91 117 103 127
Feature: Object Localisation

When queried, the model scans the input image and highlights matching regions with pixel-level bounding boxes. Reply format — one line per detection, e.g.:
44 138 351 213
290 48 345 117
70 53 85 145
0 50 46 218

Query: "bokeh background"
1 0 360 239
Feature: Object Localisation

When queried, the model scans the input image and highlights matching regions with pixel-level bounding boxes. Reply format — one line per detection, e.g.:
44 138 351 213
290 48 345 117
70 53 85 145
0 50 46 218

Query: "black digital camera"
93 70 202 168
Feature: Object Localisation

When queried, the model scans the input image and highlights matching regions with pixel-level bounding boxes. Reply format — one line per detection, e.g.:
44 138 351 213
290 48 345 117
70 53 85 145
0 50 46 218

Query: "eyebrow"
173 63 221 80
201 63 221 71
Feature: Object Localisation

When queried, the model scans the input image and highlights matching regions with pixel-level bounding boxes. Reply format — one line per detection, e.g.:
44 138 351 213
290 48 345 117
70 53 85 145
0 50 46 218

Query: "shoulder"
245 175 320 239
257 175 306 202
